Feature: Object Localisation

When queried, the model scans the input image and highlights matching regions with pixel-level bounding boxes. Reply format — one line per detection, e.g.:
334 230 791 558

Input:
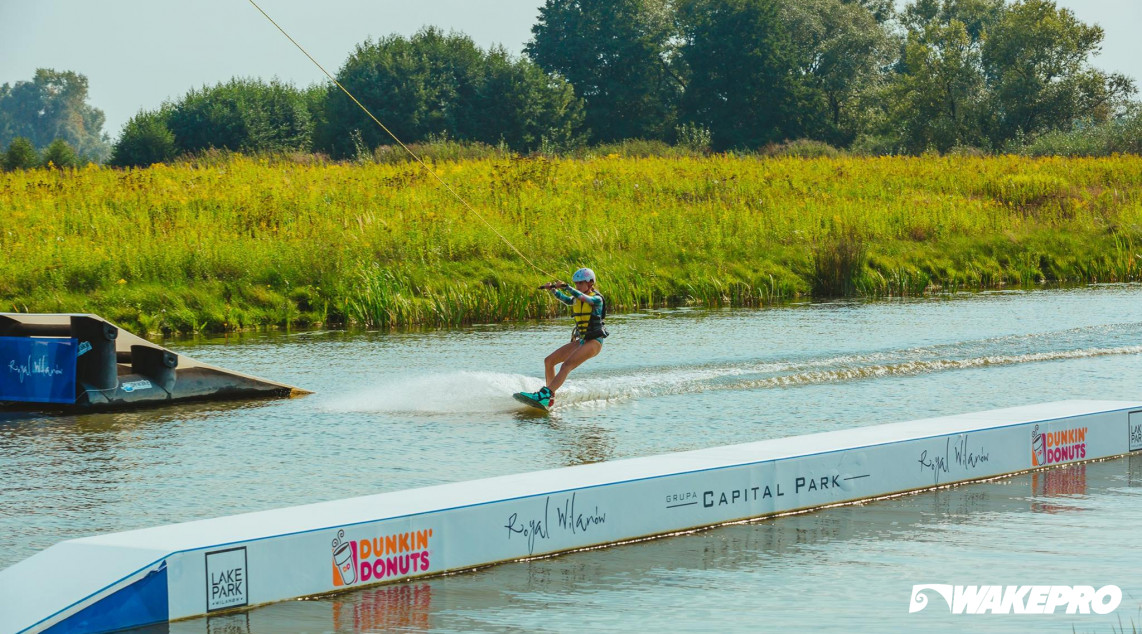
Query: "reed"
1 154 1140 333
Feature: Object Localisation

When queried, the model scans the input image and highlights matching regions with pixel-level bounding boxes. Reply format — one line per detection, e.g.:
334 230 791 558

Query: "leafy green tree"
3 137 39 171
166 78 314 155
472 47 585 151
317 29 486 157
781 0 896 145
301 84 329 150
526 0 680 143
0 69 110 161
851 0 895 23
982 0 1135 147
40 138 79 169
109 109 178 167
317 28 583 156
893 19 989 152
882 0 1136 153
900 0 1005 42
677 0 807 150
878 0 1005 153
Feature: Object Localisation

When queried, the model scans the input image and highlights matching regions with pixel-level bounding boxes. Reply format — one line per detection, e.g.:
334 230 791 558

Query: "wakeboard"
512 392 549 412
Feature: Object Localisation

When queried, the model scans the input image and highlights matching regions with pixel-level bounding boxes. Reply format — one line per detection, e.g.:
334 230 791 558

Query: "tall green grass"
1 154 1140 334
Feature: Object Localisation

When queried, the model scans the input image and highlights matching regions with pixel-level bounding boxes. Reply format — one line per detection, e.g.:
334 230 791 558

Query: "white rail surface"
4 400 1140 633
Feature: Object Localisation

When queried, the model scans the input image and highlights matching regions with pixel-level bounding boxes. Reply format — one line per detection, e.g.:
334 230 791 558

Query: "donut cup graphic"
1031 425 1046 466
332 529 358 586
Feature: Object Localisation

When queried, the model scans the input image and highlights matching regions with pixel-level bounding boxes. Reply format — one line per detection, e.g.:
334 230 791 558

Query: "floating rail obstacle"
0 313 306 412
3 400 1141 632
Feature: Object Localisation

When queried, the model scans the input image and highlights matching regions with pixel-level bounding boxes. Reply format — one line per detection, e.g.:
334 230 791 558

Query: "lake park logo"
205 547 248 612
909 584 1121 615
1129 411 1142 452
331 527 434 587
1031 424 1087 467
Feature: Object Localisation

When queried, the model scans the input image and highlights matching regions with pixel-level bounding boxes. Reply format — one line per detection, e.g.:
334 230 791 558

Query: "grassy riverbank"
2 154 1141 334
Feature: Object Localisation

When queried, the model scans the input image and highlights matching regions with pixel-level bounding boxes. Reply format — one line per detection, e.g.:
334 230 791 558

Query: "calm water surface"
4 285 1142 632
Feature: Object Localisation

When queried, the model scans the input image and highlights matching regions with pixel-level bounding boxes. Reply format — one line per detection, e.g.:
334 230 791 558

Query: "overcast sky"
1 0 1139 138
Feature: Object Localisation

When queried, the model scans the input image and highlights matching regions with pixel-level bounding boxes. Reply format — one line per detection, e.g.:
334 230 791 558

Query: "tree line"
529 0 1134 153
1 0 1137 169
0 69 110 168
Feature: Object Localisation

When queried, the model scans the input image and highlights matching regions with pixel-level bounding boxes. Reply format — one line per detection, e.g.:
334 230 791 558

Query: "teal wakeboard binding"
513 386 553 411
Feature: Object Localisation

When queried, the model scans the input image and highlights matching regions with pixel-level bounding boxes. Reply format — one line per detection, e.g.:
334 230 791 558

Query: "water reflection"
330 584 432 632
545 420 615 466
0 399 277 437
203 613 251 634
1031 464 1088 513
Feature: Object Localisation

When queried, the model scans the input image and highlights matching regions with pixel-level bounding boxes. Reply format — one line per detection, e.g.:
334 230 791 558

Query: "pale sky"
1 0 1139 138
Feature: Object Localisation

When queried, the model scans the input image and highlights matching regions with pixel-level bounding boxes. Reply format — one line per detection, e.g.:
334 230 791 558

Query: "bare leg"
545 341 580 386
548 339 602 393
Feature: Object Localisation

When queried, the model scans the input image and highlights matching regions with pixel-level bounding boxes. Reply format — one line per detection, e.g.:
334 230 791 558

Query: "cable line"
245 0 556 280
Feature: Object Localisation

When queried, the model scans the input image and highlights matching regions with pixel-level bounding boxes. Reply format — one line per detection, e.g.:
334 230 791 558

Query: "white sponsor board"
3 400 1141 633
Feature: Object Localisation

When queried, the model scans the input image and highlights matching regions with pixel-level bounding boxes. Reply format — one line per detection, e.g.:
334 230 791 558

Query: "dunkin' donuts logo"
331 527 435 587
332 530 357 586
1031 424 1087 467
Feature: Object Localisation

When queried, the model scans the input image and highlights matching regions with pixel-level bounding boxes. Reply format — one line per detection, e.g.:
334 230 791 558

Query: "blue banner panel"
0 336 78 404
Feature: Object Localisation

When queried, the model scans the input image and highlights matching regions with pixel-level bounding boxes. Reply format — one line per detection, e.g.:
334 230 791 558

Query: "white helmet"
572 268 595 283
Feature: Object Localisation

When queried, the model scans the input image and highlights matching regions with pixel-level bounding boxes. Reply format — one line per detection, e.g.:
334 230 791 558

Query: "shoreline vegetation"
2 151 1141 336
